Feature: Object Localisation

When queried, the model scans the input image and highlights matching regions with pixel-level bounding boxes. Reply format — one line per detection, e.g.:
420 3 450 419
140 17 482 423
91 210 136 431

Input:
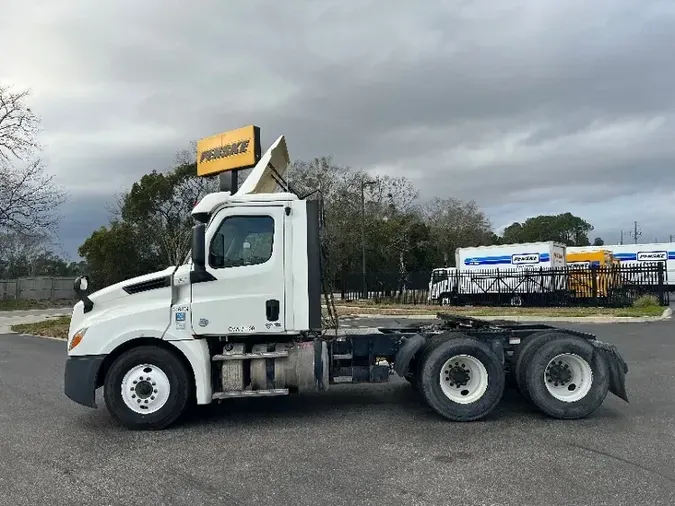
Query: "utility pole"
360 178 376 299
620 230 624 245
670 234 673 242
629 221 642 244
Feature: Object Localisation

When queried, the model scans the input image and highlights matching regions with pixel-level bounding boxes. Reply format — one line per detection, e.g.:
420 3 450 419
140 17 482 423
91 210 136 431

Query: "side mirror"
192 223 206 270
73 275 89 294
73 275 94 313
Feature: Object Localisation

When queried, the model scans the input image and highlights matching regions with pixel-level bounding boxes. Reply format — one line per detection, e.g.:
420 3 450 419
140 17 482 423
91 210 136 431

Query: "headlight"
68 328 88 352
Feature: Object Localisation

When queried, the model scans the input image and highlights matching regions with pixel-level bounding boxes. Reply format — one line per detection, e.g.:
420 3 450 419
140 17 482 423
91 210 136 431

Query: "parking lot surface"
1 319 675 506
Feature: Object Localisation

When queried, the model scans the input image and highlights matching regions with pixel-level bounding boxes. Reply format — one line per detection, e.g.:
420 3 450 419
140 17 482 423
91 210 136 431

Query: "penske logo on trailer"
512 253 540 265
637 251 668 262
463 253 550 266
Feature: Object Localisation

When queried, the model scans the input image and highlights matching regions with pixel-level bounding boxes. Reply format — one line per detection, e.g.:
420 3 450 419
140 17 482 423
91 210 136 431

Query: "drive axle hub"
445 363 471 387
546 361 572 386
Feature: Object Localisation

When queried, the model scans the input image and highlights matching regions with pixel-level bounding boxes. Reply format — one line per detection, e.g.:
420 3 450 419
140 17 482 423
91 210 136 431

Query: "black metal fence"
334 263 670 307
334 270 432 305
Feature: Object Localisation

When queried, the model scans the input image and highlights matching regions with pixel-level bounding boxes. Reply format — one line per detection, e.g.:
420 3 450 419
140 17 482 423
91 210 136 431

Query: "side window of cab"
209 215 275 269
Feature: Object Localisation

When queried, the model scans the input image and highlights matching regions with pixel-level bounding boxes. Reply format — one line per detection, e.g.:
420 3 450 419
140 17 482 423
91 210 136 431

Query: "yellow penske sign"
196 125 261 176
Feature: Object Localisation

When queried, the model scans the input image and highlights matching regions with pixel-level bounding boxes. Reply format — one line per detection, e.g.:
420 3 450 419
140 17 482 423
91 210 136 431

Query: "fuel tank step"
212 351 289 361
212 388 289 400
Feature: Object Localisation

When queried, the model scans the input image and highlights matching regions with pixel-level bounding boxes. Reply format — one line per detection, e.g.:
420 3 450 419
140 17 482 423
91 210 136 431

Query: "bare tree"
0 159 67 232
0 85 40 161
0 85 66 234
0 230 51 277
424 197 494 266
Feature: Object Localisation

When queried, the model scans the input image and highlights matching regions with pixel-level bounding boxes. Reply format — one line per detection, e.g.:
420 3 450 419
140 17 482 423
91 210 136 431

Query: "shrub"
632 294 660 308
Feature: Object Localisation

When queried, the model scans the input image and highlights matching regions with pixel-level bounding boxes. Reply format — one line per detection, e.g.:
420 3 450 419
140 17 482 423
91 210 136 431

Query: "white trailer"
62 130 629 430
567 243 673 288
456 241 567 270
428 242 568 306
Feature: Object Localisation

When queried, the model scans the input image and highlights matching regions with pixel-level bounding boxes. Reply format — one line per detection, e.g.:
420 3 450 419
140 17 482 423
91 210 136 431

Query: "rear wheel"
104 345 191 430
514 331 562 402
524 336 609 419
418 335 505 421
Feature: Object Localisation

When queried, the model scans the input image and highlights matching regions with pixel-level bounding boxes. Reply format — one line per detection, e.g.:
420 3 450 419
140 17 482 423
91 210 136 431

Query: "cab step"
212 388 289 400
332 353 353 360
212 351 289 361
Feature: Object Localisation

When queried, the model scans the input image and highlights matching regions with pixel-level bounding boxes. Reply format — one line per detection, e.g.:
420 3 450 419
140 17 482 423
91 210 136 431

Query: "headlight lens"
68 328 88 352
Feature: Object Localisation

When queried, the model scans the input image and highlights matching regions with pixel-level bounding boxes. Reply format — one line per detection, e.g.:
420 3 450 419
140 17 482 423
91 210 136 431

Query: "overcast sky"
2 0 674 259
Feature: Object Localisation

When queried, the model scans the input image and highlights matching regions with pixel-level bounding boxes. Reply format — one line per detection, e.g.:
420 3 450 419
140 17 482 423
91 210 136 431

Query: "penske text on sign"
197 125 261 176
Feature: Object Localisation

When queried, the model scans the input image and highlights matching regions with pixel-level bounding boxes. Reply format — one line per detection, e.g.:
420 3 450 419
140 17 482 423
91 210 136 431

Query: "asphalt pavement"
1 319 675 506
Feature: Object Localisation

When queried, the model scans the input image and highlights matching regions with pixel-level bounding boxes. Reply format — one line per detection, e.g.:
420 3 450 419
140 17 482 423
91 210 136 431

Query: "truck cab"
64 135 326 428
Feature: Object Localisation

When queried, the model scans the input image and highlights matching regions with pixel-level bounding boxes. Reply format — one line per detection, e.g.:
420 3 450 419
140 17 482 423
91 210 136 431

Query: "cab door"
190 204 286 336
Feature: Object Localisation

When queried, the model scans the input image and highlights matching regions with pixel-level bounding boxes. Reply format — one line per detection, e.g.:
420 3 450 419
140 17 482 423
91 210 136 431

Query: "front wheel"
104 345 191 430
418 336 505 422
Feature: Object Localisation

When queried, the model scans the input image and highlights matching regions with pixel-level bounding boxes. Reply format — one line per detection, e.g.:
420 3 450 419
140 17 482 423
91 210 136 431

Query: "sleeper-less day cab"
64 131 630 430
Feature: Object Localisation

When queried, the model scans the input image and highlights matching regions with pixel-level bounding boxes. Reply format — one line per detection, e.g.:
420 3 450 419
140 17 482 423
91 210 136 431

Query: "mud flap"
393 334 426 378
590 339 629 402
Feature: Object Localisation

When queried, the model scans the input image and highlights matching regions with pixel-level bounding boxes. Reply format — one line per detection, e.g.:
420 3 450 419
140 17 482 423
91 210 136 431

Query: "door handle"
266 299 280 321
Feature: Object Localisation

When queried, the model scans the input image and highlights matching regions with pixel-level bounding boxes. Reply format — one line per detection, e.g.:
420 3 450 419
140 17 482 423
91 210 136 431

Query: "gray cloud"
1 0 674 258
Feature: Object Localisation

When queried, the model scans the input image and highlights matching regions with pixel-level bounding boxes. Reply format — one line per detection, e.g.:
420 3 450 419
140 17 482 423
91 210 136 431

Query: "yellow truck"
566 250 622 298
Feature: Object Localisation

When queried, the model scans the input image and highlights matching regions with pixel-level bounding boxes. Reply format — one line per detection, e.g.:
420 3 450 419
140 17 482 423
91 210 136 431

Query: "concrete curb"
13 333 66 342
342 307 673 324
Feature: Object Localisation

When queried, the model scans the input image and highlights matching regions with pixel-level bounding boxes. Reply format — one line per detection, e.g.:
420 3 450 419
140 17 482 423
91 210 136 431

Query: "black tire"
418 335 505 422
104 345 191 430
514 331 563 402
406 334 454 395
524 336 609 419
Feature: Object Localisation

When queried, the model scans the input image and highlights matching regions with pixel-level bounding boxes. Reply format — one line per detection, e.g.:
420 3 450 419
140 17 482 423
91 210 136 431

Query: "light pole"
361 178 376 299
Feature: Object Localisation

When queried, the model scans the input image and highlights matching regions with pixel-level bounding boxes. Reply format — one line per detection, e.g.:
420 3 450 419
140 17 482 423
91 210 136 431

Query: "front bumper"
64 355 106 408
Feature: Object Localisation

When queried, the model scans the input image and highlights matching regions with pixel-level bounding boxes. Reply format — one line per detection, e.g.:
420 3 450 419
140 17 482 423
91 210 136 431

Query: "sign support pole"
220 170 239 193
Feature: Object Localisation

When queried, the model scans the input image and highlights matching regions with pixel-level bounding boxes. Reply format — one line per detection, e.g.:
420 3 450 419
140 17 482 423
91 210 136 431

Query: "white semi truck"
429 242 568 306
64 133 629 430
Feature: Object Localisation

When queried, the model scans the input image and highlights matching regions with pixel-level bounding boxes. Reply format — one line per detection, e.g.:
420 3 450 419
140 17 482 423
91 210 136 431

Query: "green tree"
501 213 594 246
78 147 496 291
593 237 605 246
78 221 162 289
120 160 218 267
79 147 219 288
